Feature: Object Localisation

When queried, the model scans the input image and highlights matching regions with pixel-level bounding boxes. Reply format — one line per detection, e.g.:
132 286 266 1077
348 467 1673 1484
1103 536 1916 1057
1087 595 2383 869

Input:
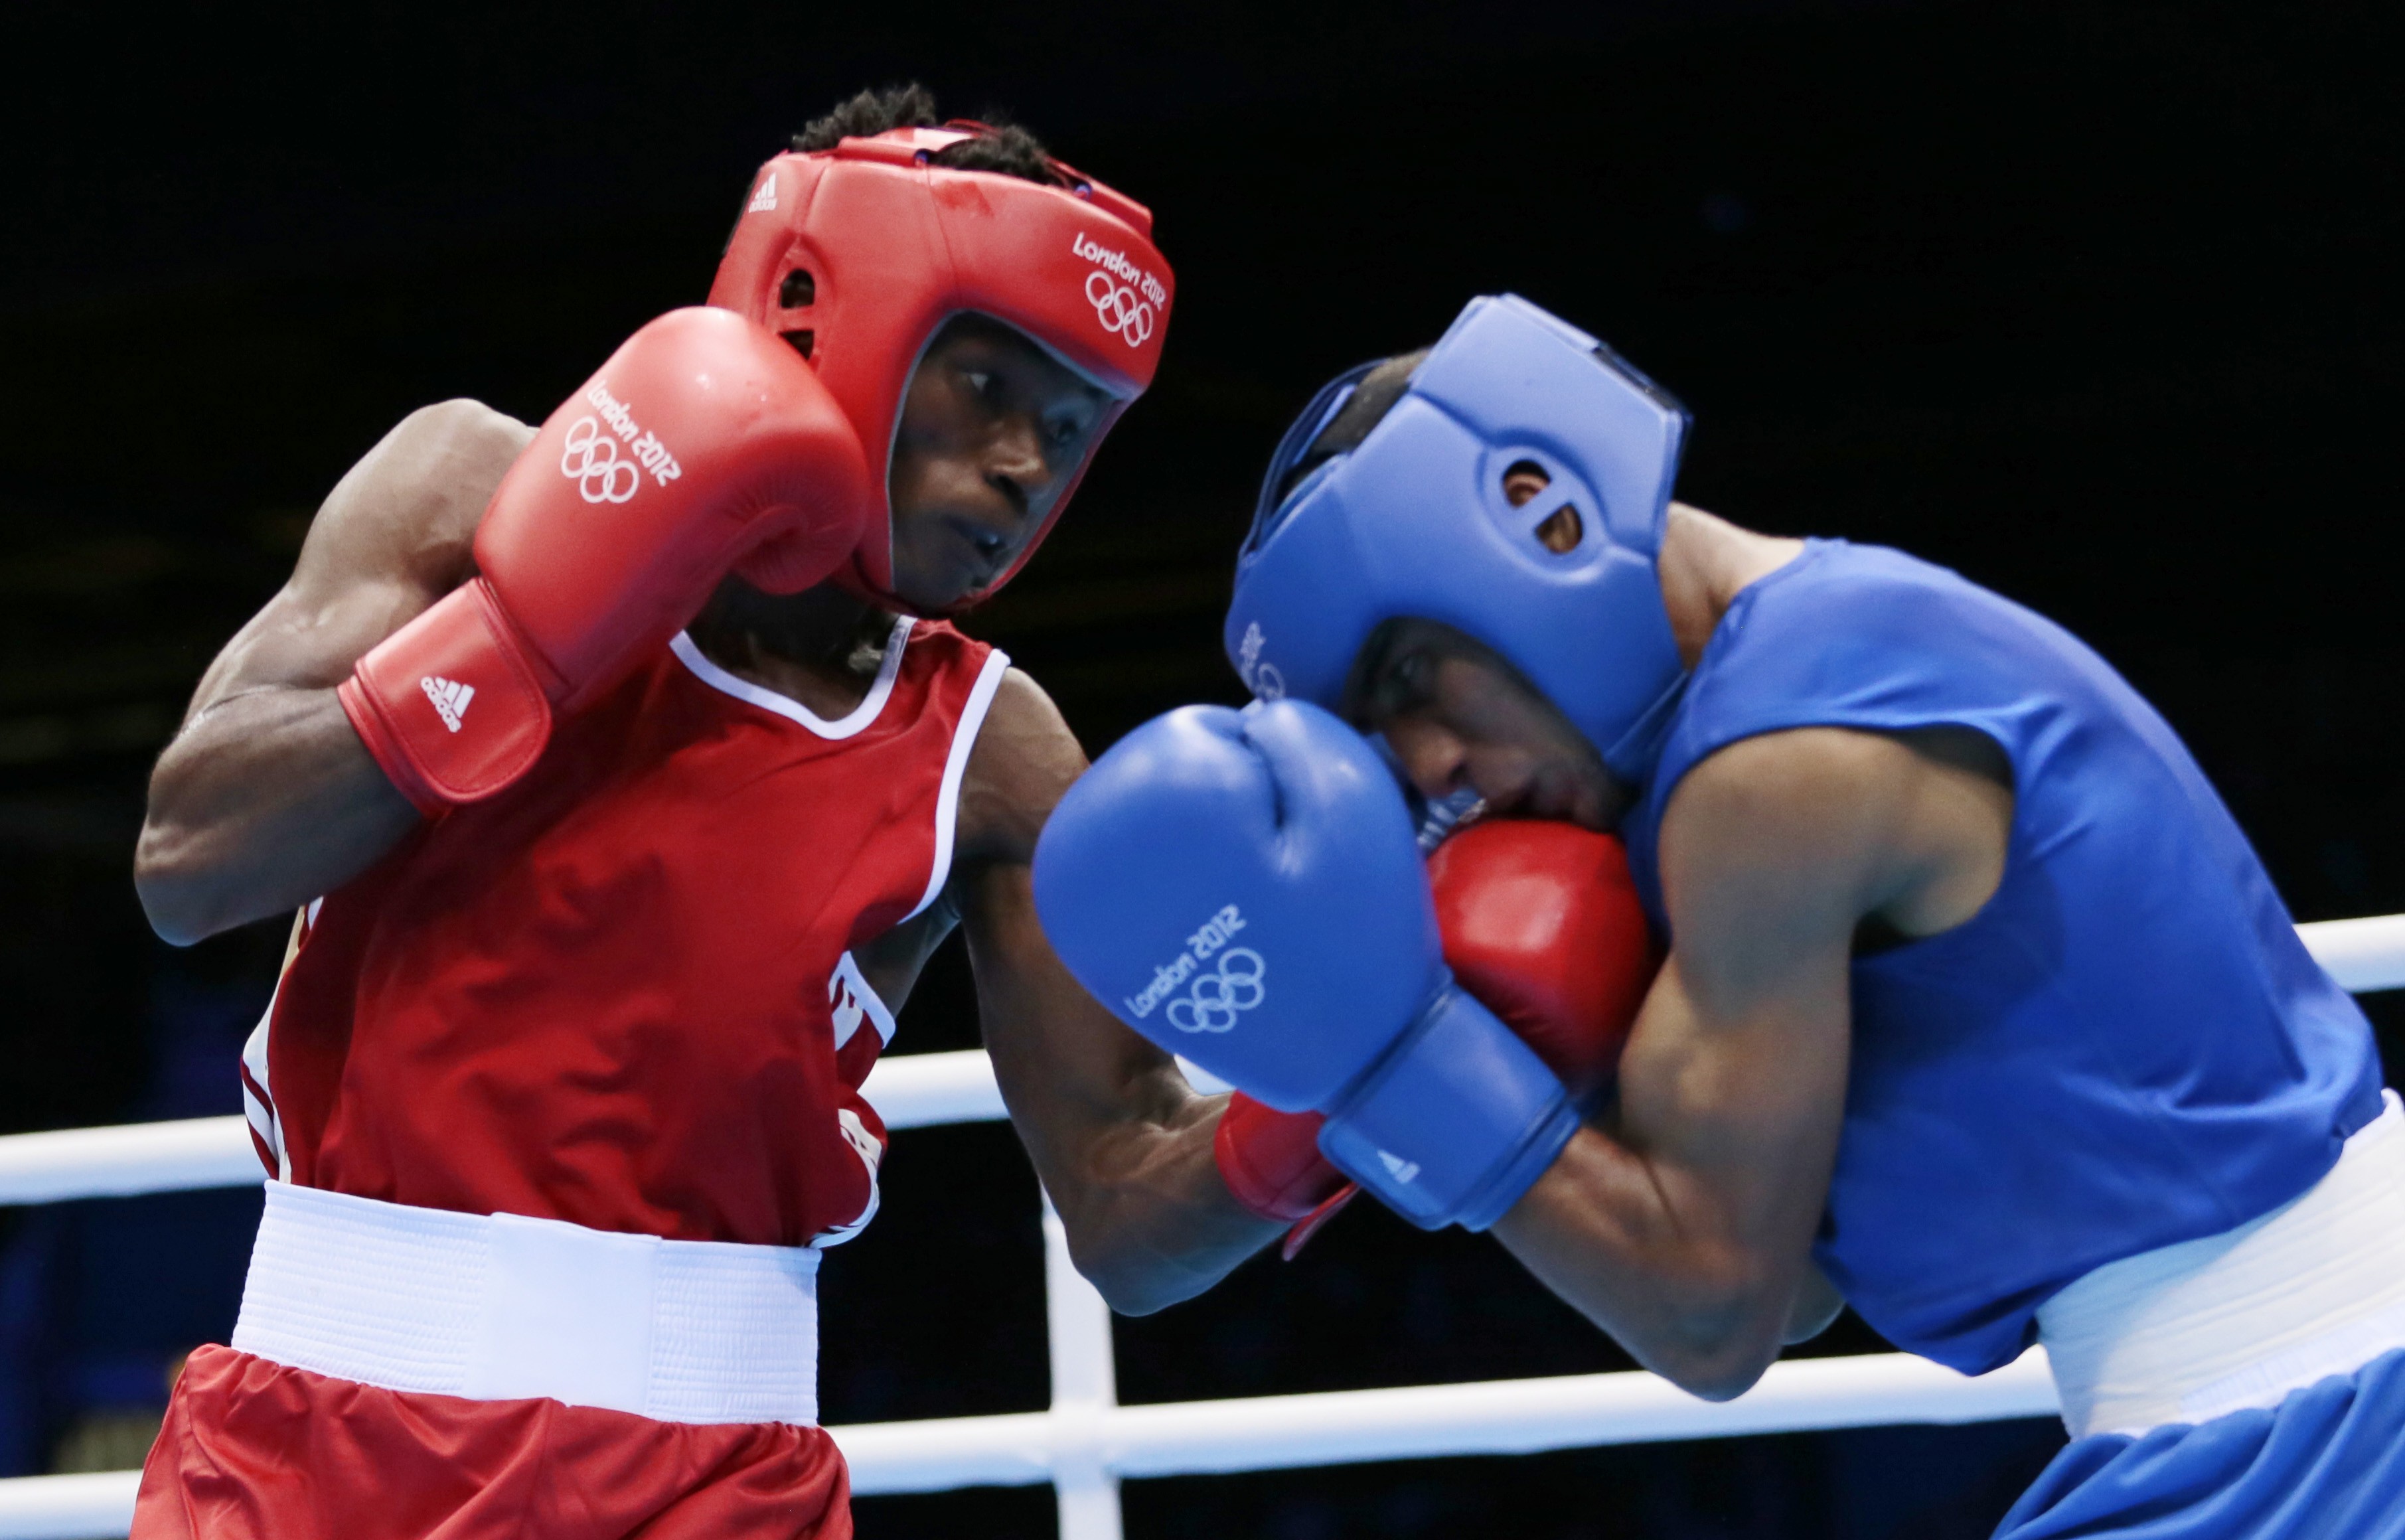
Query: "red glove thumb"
1429 820 1661 1100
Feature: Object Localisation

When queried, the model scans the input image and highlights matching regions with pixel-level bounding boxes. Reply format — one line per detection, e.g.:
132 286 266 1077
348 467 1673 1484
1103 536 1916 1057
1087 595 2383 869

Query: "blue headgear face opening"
1225 294 1693 785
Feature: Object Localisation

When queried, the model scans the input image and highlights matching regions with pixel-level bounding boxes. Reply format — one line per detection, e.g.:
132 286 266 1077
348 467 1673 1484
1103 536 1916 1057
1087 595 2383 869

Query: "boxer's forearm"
965 861 1280 1313
1042 1093 1283 1316
137 684 419 943
990 1010 1279 1314
1490 1129 1808 1399
1494 734 1873 1395
1486 973 1846 1397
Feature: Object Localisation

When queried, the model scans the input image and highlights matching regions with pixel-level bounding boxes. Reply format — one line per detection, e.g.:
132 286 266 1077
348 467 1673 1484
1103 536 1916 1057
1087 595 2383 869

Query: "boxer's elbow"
1647 1330 1782 1403
1655 1269 1842 1398
1083 1264 1181 1318
135 743 239 944
1063 1223 1225 1318
1051 1172 1261 1318
1634 1271 1792 1402
133 820 226 947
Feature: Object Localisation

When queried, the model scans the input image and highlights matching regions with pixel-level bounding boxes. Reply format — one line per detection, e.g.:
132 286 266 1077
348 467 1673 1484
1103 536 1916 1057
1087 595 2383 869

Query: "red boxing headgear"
709 124 1173 607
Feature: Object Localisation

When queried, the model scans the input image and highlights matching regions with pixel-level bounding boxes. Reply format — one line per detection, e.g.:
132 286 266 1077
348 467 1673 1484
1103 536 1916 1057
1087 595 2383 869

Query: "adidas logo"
747 175 778 213
1377 1150 1421 1186
419 675 475 733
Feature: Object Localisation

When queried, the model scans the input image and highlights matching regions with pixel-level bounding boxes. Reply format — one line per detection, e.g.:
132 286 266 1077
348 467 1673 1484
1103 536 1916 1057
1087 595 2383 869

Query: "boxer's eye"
1044 406 1093 450
1377 651 1436 714
961 369 998 403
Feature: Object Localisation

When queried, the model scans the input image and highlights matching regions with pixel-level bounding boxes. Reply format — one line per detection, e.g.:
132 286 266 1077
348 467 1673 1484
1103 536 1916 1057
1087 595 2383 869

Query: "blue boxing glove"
1033 700 1579 1231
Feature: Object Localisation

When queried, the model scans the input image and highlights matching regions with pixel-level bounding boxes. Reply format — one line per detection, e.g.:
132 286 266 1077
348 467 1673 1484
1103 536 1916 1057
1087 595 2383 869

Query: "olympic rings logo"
560 418 642 504
1165 949 1267 1034
1085 270 1156 348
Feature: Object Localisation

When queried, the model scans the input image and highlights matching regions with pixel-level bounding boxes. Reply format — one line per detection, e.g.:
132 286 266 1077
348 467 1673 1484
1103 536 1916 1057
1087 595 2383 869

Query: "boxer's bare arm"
1491 726 2010 1399
952 670 1281 1314
135 402 534 945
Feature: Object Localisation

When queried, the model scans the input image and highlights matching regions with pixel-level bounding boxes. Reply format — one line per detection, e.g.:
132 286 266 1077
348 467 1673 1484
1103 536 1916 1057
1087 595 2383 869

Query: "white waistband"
232 1182 820 1426
2039 1089 2405 1438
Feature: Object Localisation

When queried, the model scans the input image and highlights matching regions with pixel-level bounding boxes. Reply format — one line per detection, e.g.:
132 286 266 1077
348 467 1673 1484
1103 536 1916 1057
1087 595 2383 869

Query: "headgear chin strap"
710 124 1173 608
1224 294 1691 786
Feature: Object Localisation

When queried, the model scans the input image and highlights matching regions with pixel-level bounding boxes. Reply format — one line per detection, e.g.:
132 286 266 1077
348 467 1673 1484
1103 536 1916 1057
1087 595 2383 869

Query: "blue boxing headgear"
1224 293 1694 783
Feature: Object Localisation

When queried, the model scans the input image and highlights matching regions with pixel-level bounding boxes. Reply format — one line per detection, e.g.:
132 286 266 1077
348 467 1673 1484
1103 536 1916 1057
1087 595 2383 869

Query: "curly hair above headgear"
792 84 1063 187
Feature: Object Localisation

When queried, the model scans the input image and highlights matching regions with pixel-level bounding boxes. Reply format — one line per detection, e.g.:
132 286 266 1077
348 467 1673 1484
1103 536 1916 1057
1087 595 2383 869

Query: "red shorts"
133 1345 851 1540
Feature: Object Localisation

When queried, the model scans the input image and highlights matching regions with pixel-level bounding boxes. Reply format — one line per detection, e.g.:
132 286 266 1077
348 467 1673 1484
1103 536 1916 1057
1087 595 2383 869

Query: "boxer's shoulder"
294 400 533 601
1661 724 2011 950
388 397 536 473
192 402 536 703
345 399 531 526
950 666 1083 868
1663 730 1924 903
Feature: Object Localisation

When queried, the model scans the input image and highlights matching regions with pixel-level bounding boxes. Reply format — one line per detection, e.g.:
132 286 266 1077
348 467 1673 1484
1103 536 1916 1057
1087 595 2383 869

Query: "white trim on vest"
241 901 319 1183
240 1004 289 1182
905 649 1012 923
667 613 916 741
827 951 897 1053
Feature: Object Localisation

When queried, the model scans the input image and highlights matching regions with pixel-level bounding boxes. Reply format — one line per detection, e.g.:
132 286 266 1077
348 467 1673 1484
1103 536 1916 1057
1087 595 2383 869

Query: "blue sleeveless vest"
1623 540 2383 1374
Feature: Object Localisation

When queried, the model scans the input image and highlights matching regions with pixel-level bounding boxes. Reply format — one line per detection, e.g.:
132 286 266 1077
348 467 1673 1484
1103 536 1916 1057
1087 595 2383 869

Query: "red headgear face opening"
708 125 1174 608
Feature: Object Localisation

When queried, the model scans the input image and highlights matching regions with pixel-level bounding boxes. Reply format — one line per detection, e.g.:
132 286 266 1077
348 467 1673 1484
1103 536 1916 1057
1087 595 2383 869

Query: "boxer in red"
127 86 1279 1539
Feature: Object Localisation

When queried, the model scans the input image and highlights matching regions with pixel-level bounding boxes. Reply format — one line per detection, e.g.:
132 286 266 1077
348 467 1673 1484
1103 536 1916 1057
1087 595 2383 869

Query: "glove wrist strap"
1317 980 1579 1232
341 581 556 811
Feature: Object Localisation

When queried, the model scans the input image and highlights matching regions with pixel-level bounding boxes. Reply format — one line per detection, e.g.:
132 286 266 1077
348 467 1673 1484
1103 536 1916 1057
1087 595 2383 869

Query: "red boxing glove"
1427 819 1660 1100
1214 1093 1359 1261
339 307 871 812
1215 820 1659 1259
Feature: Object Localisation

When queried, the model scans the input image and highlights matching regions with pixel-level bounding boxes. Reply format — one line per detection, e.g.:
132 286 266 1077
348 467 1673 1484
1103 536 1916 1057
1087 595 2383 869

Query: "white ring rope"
0 911 2396 1539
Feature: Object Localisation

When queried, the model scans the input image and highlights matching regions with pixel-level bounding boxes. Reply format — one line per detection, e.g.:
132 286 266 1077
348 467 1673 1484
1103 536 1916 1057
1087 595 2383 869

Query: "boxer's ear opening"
1502 460 1551 507
1535 504 1583 554
779 270 816 307
1502 461 1581 554
781 330 815 359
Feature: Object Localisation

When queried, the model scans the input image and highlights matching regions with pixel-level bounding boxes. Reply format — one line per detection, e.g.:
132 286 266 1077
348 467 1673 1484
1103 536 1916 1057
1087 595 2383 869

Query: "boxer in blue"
1034 295 2405 1537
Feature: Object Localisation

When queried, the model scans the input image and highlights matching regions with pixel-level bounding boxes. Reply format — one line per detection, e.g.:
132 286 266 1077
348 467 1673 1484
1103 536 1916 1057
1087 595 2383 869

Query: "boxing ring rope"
1 911 2402 1540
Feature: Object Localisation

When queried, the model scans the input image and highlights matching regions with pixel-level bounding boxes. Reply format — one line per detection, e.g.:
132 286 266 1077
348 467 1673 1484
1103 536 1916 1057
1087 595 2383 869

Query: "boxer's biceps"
1618 940 1850 1189
949 667 1086 868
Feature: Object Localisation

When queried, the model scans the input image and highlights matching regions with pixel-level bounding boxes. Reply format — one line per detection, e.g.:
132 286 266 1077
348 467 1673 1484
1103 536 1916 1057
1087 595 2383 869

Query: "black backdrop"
0 1 2398 1534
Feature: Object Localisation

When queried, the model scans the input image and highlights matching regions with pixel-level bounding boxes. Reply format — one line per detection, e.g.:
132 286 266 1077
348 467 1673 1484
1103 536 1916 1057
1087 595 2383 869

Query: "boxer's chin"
886 564 991 619
882 549 980 617
885 518 1025 615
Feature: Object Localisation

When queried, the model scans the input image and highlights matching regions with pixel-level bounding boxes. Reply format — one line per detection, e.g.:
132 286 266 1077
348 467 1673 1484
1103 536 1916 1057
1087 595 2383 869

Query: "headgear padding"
710 125 1173 606
1225 295 1691 783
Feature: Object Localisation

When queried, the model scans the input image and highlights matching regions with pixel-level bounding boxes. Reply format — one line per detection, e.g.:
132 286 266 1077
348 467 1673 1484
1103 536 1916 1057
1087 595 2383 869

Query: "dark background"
1 0 2398 1533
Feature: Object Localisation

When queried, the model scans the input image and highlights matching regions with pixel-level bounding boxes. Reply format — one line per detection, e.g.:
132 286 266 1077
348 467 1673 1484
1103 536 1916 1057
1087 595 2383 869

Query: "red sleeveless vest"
241 617 1007 1248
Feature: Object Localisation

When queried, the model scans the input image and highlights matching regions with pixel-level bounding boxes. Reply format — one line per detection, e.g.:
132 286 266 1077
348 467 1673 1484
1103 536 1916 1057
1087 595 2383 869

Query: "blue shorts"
1995 1346 2405 1538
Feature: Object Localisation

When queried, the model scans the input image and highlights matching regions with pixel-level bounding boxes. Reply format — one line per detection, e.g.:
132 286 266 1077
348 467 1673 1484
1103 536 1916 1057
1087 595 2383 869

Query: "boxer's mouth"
1478 771 1543 822
943 516 1016 585
1513 765 1589 826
